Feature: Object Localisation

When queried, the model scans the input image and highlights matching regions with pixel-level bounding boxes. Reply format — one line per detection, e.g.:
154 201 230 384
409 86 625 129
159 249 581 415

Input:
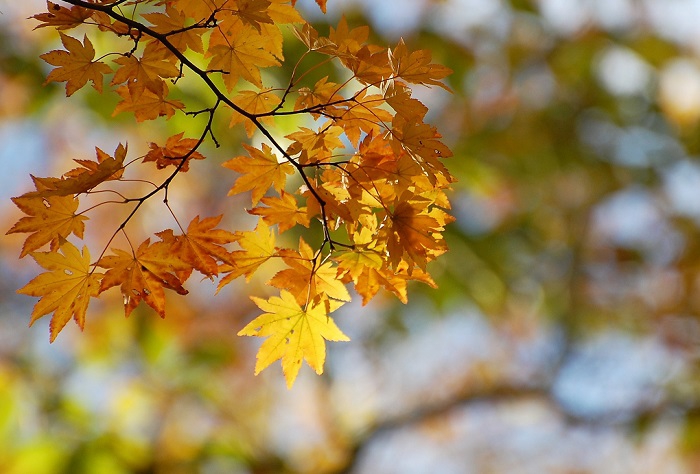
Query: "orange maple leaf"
389 38 453 91
248 191 310 233
223 143 294 205
113 81 185 122
28 144 126 197
238 290 348 388
41 32 112 96
18 240 103 342
270 237 351 307
97 239 190 318
32 1 93 30
112 42 181 96
7 195 87 258
207 20 280 90
286 125 344 164
384 194 452 269
143 5 204 53
231 0 274 31
229 88 281 137
168 0 229 21
161 215 239 278
143 132 205 172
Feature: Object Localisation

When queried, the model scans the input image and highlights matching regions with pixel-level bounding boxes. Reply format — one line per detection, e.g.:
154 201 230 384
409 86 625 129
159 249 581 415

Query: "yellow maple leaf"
7 195 87 258
218 220 276 288
286 125 344 164
40 32 112 96
238 290 348 388
222 143 294 205
18 240 102 342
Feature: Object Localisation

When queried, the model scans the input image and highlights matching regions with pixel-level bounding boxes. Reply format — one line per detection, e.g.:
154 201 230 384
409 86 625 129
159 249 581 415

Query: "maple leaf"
143 132 205 172
228 88 281 137
231 0 274 31
7 195 87 258
163 215 239 278
113 81 185 122
207 19 280 90
167 0 229 21
248 191 310 233
218 221 276 288
112 42 181 96
238 290 348 388
32 1 93 30
41 33 112 96
268 0 305 24
222 143 294 205
294 76 344 118
143 5 204 53
270 237 351 307
98 238 190 318
384 194 452 269
389 38 453 91
332 89 393 146
286 125 344 164
18 240 103 342
384 82 428 123
353 261 436 305
28 144 126 197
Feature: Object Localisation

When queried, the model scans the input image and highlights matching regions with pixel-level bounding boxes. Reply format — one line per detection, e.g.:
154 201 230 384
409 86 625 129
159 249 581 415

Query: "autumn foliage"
10 0 454 387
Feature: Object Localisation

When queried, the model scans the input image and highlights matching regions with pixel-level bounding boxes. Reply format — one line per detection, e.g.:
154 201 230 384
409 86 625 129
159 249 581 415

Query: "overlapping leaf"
223 143 294 205
8 195 87 258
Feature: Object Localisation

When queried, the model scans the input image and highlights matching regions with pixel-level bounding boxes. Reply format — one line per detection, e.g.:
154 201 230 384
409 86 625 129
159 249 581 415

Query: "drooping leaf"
27 144 126 197
18 240 103 342
238 290 348 388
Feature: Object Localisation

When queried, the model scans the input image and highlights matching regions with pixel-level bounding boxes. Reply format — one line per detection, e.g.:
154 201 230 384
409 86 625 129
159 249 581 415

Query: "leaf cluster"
10 0 455 387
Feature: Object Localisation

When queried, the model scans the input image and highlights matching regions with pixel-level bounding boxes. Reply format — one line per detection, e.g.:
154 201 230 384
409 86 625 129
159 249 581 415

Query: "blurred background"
3 0 700 472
